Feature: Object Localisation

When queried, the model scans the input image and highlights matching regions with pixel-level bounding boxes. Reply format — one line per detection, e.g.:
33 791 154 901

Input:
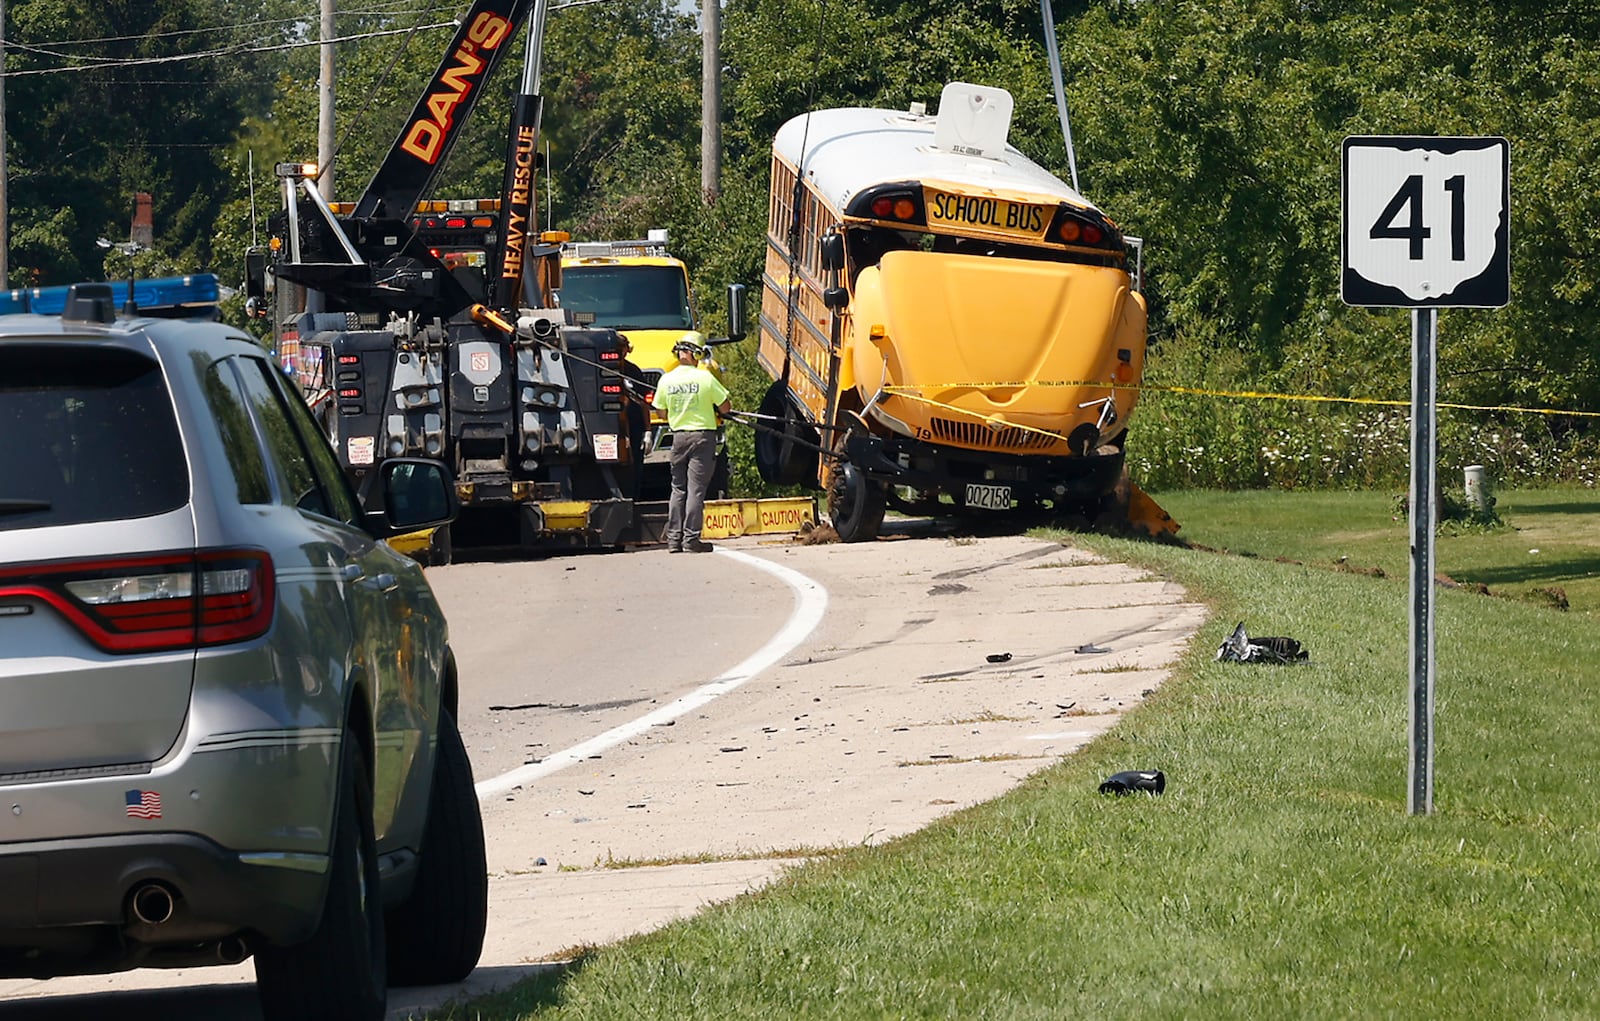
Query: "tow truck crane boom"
274 0 552 321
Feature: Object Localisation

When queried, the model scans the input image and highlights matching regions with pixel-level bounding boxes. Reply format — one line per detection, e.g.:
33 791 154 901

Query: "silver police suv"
0 284 488 1020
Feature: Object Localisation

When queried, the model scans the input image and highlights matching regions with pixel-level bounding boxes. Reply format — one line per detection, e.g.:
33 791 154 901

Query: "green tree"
5 0 289 285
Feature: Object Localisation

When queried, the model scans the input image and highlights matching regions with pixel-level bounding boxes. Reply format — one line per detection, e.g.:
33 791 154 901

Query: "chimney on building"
130 193 155 250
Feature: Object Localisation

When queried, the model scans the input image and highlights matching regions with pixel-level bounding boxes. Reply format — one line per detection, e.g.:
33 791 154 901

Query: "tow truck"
250 0 735 561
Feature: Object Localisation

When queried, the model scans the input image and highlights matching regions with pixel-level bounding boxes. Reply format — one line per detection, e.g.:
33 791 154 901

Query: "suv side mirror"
819 232 845 272
363 458 459 537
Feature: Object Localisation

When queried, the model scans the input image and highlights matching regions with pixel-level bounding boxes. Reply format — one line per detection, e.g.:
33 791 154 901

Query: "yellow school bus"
755 82 1154 541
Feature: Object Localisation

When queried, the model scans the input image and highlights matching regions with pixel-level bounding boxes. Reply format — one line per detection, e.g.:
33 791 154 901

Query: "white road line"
475 548 829 800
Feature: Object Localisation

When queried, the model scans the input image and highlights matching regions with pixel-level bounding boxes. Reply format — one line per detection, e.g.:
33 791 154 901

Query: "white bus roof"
773 99 1095 215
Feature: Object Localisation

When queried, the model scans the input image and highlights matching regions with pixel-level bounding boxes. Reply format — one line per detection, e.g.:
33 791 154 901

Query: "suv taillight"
0 550 275 654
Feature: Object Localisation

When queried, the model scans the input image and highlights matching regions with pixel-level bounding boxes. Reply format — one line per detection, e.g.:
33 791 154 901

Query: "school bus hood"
848 250 1144 426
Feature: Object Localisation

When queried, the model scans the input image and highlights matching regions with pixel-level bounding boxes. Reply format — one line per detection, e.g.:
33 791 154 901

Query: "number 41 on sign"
1341 135 1509 309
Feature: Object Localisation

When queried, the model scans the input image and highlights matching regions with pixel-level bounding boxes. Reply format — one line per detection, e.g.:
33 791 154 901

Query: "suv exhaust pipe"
129 882 176 926
216 935 249 965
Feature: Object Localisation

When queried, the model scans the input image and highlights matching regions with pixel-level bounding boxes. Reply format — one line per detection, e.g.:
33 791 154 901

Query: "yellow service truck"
559 232 732 499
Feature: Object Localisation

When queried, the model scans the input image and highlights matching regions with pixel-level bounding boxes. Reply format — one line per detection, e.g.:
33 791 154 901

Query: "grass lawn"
1154 487 1600 617
431 488 1600 1020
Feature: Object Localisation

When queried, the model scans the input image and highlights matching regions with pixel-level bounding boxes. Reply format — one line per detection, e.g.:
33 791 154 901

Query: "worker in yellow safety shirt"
652 333 730 553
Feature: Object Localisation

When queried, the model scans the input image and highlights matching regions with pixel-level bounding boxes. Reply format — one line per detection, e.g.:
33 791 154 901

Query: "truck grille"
930 416 1062 452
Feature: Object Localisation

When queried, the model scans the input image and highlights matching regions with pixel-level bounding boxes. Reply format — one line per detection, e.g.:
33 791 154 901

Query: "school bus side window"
770 156 796 242
800 191 824 279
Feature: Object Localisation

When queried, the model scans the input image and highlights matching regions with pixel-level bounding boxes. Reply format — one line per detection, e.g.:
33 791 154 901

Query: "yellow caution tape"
882 389 1076 443
881 381 1600 419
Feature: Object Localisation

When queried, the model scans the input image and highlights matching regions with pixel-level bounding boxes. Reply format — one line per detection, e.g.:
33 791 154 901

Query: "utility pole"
307 0 334 314
700 0 720 201
1 0 10 290
317 0 336 201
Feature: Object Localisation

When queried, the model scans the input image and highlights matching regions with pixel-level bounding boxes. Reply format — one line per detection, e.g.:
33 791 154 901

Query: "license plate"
965 483 1011 511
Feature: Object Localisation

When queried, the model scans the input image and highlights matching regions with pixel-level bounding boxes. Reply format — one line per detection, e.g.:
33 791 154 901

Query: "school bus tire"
754 382 818 486
826 462 886 543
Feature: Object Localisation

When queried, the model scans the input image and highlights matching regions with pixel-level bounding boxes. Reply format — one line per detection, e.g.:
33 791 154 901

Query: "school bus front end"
845 247 1146 456
755 87 1175 542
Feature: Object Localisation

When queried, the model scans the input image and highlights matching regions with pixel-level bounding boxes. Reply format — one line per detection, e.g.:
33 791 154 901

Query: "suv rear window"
0 343 189 529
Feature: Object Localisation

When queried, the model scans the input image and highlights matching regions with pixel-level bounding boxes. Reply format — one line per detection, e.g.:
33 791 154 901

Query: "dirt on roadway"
403 530 1208 1018
0 529 1208 1021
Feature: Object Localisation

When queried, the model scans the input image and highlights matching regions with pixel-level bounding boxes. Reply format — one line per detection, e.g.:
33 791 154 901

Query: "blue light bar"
0 274 221 316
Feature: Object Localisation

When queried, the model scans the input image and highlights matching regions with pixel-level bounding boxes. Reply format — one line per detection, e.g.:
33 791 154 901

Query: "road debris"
1215 621 1308 664
1099 769 1165 795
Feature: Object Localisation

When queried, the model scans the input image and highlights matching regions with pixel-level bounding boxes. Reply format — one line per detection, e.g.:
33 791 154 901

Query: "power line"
3 0 614 61
2 6 423 49
1 20 460 78
3 0 450 50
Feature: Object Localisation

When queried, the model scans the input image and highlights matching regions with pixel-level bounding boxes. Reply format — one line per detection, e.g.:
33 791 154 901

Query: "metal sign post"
1342 135 1509 815
1408 306 1437 814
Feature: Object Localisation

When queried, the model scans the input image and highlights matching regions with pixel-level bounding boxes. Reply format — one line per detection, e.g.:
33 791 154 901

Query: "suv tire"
385 708 489 984
254 735 387 1021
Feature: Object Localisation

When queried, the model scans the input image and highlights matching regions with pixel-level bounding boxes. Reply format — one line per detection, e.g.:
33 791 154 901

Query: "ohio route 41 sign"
1342 136 1509 308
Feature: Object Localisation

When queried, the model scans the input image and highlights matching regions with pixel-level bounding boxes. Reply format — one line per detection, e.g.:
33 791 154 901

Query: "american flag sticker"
125 789 162 820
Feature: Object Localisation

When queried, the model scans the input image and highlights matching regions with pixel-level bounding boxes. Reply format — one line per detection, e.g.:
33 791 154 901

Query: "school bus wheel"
753 381 818 486
826 461 887 543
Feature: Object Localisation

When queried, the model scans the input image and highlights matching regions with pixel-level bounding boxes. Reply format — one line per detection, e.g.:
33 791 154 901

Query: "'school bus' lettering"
924 189 1048 239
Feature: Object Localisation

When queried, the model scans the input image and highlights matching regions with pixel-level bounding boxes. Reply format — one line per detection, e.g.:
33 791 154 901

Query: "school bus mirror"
725 282 747 341
823 285 849 311
819 232 846 272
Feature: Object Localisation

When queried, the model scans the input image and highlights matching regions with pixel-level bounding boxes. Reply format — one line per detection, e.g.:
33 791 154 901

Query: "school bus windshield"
558 265 693 330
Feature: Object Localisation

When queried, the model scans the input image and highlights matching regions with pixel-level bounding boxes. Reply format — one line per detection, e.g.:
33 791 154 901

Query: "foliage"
4 0 293 286
13 0 1600 490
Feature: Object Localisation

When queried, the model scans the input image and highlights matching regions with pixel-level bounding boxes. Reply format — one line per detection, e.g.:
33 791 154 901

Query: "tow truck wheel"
827 462 886 543
426 524 453 567
709 449 731 500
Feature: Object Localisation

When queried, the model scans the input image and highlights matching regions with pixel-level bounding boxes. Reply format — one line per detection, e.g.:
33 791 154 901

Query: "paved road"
0 528 1208 1020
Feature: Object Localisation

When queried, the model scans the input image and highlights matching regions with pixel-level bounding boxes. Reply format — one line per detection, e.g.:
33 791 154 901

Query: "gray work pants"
666 429 718 547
